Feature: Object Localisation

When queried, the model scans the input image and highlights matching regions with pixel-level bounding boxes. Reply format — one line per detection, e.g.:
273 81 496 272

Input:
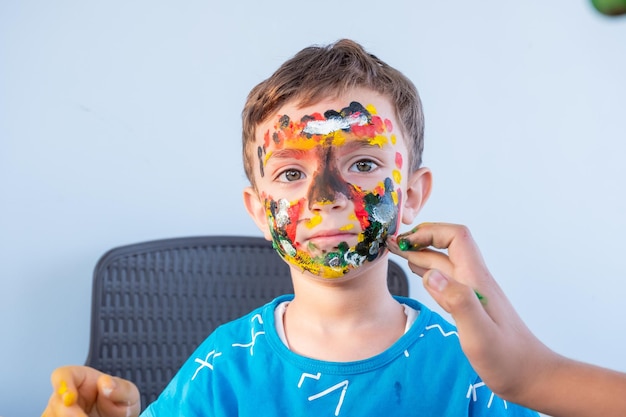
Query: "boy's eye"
350 160 378 173
277 169 305 182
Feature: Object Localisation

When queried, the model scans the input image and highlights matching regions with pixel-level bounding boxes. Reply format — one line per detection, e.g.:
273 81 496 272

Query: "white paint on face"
302 113 369 135
275 198 291 229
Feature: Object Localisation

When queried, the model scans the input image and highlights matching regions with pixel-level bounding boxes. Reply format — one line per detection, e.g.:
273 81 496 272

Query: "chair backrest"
85 235 409 410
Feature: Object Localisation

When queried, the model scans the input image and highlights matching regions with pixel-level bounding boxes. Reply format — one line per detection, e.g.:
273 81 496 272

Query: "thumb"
95 374 141 417
422 268 501 361
422 269 487 320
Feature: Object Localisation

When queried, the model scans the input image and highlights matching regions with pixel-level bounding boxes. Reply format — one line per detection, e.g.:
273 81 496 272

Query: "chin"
280 240 388 280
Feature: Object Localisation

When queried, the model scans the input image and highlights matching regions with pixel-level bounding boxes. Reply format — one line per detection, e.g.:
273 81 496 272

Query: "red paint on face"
284 198 305 244
395 152 403 169
350 115 388 138
264 130 271 148
350 187 371 230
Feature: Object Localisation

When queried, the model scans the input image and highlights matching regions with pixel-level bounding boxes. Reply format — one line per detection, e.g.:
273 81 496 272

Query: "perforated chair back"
85 236 409 410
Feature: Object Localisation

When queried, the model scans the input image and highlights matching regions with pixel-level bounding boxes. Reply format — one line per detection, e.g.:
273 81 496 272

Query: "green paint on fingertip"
398 238 411 251
398 238 423 251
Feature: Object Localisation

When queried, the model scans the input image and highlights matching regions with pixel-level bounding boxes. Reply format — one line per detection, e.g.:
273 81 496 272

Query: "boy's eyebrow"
266 136 390 162
340 136 390 151
264 148 309 164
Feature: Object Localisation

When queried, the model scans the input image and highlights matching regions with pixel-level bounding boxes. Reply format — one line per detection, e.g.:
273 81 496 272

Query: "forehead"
255 92 400 153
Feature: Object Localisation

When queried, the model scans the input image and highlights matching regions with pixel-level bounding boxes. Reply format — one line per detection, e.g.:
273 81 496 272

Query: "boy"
42 39 538 416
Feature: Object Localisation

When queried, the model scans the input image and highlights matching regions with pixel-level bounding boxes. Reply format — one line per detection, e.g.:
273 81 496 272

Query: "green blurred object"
591 0 626 16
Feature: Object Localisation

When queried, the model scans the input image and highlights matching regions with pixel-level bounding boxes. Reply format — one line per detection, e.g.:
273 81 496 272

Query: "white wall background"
1 1 625 416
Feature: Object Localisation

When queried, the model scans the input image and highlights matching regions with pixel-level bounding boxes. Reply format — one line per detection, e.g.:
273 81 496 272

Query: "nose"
308 189 350 212
307 165 352 212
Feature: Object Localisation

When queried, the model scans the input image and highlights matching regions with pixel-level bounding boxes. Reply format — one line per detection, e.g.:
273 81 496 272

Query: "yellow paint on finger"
58 380 77 407
58 380 68 396
62 391 77 407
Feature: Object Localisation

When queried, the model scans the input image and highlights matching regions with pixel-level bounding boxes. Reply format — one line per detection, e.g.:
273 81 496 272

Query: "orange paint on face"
350 185 371 231
265 177 399 278
256 102 395 180
260 101 401 278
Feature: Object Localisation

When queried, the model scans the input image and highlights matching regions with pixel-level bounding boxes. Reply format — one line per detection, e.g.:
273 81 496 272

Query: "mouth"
305 231 358 252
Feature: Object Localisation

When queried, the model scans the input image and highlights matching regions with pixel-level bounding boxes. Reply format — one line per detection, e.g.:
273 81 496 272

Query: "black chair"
84 236 409 410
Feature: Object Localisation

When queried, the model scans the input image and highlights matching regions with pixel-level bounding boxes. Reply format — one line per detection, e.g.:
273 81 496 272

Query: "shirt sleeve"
140 332 221 417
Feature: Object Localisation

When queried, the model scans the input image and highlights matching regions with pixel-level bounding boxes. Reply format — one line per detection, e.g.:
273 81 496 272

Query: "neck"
287 257 399 327
282 256 407 361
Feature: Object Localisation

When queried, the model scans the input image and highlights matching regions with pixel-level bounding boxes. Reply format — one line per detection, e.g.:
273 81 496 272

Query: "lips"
304 230 358 250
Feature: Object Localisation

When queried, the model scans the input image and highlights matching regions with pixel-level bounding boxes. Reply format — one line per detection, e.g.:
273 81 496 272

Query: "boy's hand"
388 222 552 399
42 366 140 417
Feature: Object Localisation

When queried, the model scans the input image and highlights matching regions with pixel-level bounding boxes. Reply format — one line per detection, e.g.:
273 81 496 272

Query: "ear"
401 167 432 225
243 186 273 241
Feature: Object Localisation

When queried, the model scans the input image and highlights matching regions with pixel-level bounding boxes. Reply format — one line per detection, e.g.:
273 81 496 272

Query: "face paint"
256 102 396 178
259 101 402 279
265 178 401 278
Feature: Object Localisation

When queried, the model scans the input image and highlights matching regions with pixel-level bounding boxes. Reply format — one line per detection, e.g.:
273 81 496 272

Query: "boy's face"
245 90 424 279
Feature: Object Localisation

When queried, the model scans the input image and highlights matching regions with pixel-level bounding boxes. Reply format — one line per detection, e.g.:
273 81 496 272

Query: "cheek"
353 177 401 235
393 152 403 185
265 197 305 244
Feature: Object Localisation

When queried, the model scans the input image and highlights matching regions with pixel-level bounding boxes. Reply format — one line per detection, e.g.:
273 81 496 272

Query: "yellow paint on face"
368 134 388 148
393 169 402 184
306 213 322 228
330 130 347 147
262 102 401 279
282 136 328 151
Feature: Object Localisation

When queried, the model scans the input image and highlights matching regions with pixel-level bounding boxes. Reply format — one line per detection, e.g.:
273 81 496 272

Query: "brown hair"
241 39 424 186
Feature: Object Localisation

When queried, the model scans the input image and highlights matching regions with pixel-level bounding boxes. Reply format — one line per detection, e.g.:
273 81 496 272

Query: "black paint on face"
257 146 264 178
306 145 353 210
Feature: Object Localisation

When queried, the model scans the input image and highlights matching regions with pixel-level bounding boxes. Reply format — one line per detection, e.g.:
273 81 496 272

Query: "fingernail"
426 270 448 292
102 376 117 398
398 238 422 251
397 226 418 240
398 238 411 251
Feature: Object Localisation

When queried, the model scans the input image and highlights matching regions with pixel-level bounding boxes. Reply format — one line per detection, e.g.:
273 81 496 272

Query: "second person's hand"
387 222 554 401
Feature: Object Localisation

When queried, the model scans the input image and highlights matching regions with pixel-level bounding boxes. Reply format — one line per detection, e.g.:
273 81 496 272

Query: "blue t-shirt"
142 295 538 416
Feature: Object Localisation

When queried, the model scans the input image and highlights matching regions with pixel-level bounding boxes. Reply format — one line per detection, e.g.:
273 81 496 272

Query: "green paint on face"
266 178 400 279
